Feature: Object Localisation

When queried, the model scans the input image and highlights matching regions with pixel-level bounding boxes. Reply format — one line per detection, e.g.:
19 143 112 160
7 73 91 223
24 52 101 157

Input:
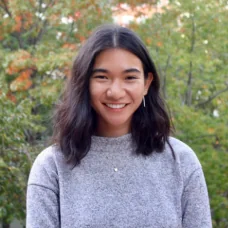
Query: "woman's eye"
94 75 107 79
126 76 137 80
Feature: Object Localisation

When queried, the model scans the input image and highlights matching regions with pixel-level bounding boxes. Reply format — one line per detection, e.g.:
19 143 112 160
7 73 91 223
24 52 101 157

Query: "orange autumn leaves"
145 38 163 47
1 12 33 37
13 12 33 32
10 69 33 92
6 50 35 92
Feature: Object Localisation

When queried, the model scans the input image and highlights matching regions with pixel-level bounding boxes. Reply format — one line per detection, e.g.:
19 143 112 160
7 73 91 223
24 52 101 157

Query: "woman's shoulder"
167 136 193 151
32 145 63 167
28 145 64 186
165 137 202 170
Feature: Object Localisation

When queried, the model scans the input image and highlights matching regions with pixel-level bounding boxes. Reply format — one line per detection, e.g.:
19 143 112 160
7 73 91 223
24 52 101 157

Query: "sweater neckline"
91 133 134 152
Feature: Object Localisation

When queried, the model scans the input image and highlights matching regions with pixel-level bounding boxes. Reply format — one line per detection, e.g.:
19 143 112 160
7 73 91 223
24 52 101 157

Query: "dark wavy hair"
53 24 173 165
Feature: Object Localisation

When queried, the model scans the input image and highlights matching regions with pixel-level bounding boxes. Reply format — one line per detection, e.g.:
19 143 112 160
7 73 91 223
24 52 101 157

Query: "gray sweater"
26 135 212 228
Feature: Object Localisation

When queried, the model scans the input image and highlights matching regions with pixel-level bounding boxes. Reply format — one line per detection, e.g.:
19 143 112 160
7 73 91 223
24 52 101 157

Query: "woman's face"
89 48 153 137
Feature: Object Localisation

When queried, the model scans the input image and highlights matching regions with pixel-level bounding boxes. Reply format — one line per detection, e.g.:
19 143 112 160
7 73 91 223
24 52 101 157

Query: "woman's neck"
95 123 131 138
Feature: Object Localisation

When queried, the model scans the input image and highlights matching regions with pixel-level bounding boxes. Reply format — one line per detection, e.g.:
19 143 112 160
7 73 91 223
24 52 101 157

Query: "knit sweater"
26 134 212 228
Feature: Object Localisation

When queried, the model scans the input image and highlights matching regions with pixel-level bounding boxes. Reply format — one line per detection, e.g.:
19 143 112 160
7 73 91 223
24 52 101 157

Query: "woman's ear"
144 73 153 95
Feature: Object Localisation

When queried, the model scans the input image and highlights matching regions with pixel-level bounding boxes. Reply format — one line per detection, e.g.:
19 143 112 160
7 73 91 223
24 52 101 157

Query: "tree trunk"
185 61 193 106
184 16 195 106
2 221 10 228
162 55 171 99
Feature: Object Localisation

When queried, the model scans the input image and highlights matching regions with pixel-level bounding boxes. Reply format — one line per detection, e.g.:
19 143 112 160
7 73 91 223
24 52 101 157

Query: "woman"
26 24 212 228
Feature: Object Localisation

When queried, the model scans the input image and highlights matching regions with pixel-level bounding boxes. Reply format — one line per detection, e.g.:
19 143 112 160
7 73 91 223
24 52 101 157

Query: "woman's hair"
53 24 173 165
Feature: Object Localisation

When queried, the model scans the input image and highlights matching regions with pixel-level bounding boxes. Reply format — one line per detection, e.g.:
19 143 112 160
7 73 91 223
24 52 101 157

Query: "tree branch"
65 21 75 42
161 54 171 99
185 61 193 106
0 0 26 49
195 85 228 108
0 0 12 17
29 0 53 47
35 19 48 45
10 32 24 49
184 15 196 106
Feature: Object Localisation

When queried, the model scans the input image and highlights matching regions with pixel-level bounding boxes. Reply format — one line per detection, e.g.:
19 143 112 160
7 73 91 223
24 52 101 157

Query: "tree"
0 0 113 226
129 0 228 226
0 77 44 227
1 0 227 226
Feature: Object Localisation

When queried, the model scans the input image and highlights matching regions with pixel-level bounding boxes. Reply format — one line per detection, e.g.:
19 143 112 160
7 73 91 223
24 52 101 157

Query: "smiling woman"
26 24 212 228
90 48 153 137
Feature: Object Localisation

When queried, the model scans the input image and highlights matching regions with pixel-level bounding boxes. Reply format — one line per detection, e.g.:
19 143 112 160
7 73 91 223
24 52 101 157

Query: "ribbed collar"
90 133 134 152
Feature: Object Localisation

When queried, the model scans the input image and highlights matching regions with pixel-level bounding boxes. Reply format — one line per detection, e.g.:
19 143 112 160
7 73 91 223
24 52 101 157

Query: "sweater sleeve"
182 167 212 228
26 147 60 228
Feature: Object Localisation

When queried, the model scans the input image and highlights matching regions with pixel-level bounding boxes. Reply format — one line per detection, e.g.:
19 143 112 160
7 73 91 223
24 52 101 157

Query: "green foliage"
0 0 113 226
0 0 227 226
130 0 228 226
0 78 43 225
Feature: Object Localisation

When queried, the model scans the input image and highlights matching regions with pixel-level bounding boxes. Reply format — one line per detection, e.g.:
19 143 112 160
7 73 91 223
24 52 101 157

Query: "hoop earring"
143 96 146 107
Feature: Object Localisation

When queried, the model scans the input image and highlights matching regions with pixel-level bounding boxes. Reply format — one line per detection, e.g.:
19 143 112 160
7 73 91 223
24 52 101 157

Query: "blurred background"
0 0 227 227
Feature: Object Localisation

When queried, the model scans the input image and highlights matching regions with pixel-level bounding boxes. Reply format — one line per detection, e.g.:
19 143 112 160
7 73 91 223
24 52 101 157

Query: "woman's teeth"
106 104 126 109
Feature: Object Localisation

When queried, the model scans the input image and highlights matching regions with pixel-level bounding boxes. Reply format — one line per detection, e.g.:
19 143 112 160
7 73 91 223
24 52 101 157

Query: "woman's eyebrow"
92 68 108 74
92 68 141 74
123 68 141 73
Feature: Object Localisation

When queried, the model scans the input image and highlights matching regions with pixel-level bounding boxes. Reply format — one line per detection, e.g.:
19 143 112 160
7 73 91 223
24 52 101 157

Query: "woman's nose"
106 81 126 99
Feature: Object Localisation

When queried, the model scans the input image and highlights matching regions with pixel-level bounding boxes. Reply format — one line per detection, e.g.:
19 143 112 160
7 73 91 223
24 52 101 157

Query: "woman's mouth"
105 103 127 109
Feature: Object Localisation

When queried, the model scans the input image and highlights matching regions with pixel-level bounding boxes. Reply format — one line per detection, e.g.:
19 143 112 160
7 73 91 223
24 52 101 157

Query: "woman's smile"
105 103 127 109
